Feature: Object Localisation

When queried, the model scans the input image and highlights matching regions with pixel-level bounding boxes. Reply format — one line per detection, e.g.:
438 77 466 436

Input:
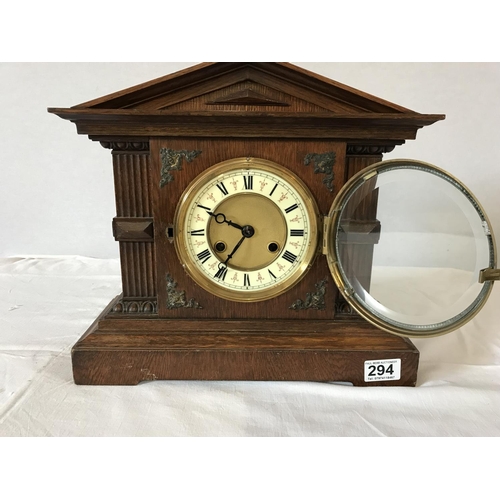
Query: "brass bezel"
174 157 320 302
326 158 497 338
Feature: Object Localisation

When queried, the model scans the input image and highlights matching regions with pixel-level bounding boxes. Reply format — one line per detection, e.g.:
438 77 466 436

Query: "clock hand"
219 224 255 269
207 211 244 231
222 235 246 267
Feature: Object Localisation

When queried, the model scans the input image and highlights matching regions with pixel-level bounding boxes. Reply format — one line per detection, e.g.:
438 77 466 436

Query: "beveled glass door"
326 159 498 337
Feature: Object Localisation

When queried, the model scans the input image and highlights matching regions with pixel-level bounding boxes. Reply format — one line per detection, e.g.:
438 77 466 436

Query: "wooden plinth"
72 298 419 386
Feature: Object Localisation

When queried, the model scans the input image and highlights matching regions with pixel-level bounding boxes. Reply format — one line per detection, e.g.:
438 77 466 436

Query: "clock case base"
72 296 419 386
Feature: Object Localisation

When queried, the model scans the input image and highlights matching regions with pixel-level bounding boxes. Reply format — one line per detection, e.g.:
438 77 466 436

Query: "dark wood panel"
112 149 157 299
142 69 364 114
73 349 419 386
120 242 156 298
72 302 419 386
69 116 427 140
166 81 328 113
113 151 152 217
94 319 414 349
68 63 417 114
346 153 383 180
151 137 346 320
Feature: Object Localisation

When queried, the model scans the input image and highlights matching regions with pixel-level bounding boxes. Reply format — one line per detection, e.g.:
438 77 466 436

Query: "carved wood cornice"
346 144 396 156
50 109 444 140
97 140 150 152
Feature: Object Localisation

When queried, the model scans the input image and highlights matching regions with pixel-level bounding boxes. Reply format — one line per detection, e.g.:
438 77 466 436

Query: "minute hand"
207 212 244 231
223 235 246 266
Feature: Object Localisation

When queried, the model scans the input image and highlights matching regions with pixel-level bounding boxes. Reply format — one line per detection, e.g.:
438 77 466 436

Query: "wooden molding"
49 109 444 140
206 89 290 107
113 217 154 242
72 297 419 386
99 140 150 152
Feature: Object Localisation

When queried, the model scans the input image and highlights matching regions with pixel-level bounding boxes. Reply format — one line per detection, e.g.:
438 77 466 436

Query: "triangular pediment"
71 62 415 115
161 77 329 113
205 88 290 107
49 63 445 140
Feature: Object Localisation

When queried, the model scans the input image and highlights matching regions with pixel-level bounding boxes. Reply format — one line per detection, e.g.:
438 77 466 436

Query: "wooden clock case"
49 63 444 386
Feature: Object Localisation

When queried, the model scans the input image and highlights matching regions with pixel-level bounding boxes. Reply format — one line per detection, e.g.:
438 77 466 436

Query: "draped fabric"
1 256 499 436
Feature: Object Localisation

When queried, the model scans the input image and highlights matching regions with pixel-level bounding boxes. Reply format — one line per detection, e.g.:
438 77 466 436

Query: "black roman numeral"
196 249 211 264
290 229 304 237
285 204 299 214
216 182 229 196
244 274 250 287
243 175 253 190
215 266 228 281
282 250 297 264
197 204 212 211
268 269 277 280
190 229 205 236
269 183 278 196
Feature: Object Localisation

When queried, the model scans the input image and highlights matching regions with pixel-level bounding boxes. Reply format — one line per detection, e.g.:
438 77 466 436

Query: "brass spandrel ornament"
159 148 202 187
304 152 336 192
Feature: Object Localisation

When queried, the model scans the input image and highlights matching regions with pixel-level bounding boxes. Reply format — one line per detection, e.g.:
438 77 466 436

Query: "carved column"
100 141 157 313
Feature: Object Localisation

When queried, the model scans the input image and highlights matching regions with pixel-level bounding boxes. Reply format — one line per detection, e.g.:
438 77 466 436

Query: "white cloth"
1 256 499 436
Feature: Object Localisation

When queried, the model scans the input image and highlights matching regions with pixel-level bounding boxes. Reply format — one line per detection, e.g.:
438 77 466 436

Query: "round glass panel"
328 159 496 337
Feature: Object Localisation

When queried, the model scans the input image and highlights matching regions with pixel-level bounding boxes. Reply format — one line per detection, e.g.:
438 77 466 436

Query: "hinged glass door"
326 159 498 337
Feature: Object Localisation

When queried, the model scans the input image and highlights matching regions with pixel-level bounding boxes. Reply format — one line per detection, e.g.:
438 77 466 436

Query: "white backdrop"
1 62 499 259
1 0 499 486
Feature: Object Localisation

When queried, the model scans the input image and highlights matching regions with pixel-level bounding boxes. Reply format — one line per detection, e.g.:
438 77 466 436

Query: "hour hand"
207 211 244 231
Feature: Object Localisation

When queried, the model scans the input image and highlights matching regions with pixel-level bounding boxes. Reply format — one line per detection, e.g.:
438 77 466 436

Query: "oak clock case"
154 138 346 323
47 62 499 386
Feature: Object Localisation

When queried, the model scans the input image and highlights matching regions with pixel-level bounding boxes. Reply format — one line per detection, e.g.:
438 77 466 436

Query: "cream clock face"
174 157 320 302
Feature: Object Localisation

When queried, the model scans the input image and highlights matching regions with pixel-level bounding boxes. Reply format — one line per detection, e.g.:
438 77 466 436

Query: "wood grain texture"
72 297 419 386
113 151 152 217
118 242 156 298
169 82 325 113
67 63 415 112
49 63 444 139
49 109 443 140
112 149 156 298
113 217 154 241
152 137 345 320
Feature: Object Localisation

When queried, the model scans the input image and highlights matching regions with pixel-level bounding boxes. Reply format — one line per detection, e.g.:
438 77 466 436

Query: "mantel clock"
49 63 499 386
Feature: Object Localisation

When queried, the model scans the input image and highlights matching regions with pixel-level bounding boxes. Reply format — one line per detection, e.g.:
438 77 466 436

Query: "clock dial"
174 157 320 302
